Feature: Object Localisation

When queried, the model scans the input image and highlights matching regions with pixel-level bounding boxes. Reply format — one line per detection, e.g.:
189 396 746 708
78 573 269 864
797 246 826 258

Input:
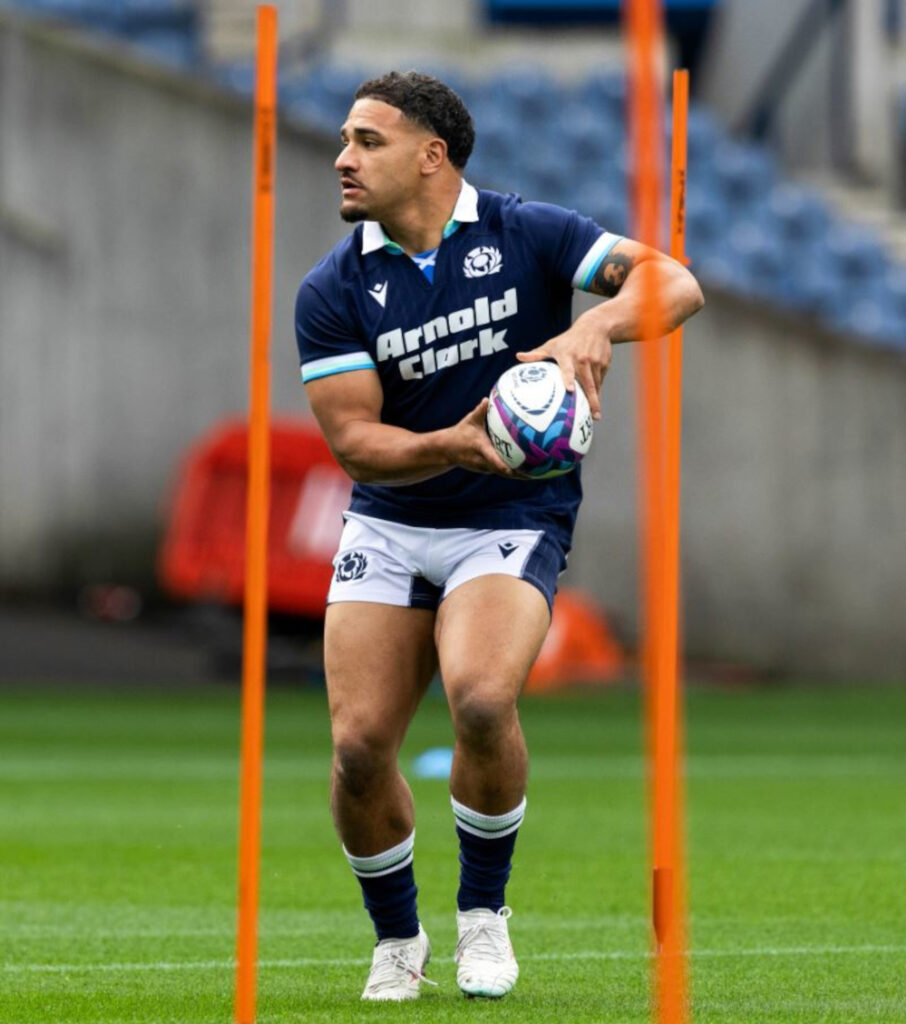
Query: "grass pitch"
1 682 905 1023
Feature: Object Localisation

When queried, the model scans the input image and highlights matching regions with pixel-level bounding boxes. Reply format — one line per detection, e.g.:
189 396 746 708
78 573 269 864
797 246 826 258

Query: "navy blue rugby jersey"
295 182 622 542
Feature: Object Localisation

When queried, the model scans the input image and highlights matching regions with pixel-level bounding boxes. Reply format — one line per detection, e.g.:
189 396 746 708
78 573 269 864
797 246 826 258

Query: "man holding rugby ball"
295 69 703 1001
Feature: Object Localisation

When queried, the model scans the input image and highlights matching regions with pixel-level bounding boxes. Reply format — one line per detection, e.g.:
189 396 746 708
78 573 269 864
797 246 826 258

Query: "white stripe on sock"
343 831 415 879
451 796 526 839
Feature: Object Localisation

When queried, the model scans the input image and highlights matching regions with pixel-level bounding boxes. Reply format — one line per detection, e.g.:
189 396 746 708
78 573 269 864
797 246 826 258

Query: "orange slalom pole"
625 0 666 954
235 7 277 1024
626 0 666 712
653 67 690 1024
624 2 689 1023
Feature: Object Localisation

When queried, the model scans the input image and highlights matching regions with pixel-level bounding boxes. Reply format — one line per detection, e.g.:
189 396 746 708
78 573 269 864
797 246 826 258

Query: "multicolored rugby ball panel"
486 362 594 478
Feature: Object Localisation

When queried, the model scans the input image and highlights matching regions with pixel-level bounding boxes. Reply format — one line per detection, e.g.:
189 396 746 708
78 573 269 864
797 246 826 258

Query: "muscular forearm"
331 419 457 485
581 257 704 343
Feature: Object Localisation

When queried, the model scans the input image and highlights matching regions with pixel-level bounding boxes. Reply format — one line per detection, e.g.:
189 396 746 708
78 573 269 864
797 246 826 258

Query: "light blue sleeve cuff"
301 350 377 383
571 232 624 292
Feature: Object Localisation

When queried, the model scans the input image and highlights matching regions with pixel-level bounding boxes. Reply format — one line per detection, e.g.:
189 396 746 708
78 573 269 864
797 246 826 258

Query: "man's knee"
332 730 396 799
450 688 518 751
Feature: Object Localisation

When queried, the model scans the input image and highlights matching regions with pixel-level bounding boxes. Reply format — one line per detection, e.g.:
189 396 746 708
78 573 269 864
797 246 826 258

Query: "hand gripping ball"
486 362 594 479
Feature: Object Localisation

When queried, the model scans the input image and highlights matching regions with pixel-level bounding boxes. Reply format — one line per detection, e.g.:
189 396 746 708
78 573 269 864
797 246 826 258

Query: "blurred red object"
158 418 351 616
525 588 626 693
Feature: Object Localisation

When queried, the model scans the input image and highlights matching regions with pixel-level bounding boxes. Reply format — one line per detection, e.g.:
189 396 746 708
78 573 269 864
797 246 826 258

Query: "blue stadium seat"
519 152 572 204
725 220 790 303
691 249 749 294
684 184 728 253
10 0 86 12
16 0 195 30
712 140 777 209
278 71 338 131
10 0 198 57
685 107 722 168
278 73 313 107
285 98 335 132
824 224 888 282
15 0 110 23
114 0 192 21
574 181 628 235
576 70 626 122
766 183 831 246
828 297 906 350
556 106 623 167
608 141 632 191
486 67 560 125
411 65 472 105
215 62 256 97
788 259 853 321
303 64 362 123
120 0 182 10
471 106 522 166
126 27 196 67
882 264 906 320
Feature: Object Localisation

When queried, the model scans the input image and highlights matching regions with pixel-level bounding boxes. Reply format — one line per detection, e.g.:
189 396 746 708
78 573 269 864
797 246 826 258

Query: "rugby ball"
486 362 594 478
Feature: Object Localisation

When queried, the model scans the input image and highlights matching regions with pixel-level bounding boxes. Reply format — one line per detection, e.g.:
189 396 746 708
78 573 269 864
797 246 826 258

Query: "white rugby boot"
455 906 519 998
361 925 434 1001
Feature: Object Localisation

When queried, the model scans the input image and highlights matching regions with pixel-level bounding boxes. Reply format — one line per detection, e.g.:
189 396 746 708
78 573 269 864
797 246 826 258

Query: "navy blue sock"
452 797 526 912
344 832 419 941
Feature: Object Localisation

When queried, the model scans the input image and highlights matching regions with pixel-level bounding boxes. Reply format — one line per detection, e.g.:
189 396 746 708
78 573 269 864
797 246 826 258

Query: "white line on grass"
1 913 643 938
1 755 903 783
4 944 906 975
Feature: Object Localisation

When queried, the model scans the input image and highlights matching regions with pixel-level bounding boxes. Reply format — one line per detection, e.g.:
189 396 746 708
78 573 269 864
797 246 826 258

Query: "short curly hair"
354 71 475 170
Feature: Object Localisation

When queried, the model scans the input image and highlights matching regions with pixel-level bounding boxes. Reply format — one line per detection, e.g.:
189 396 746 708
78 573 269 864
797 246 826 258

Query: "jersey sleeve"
514 200 623 294
295 277 376 384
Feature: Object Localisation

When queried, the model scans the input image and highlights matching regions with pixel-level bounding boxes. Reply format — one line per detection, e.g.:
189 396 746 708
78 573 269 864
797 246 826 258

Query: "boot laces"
457 907 513 963
367 941 437 993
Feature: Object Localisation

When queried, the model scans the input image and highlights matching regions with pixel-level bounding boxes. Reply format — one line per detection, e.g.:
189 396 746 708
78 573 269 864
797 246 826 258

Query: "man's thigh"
324 602 438 751
434 576 551 703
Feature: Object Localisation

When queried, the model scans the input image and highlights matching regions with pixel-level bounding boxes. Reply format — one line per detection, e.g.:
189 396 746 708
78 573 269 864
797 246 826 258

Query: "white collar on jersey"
360 179 480 255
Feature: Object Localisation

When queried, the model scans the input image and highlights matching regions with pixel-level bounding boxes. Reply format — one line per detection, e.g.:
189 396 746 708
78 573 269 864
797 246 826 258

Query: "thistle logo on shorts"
335 551 368 582
463 246 502 278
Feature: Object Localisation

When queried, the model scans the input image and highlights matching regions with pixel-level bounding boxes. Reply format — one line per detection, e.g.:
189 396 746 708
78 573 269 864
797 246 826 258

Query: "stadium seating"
271 57 906 349
2 0 199 66
6 0 904 352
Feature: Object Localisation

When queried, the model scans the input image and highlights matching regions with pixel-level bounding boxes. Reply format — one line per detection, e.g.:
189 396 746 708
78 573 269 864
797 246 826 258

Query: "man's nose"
335 144 355 172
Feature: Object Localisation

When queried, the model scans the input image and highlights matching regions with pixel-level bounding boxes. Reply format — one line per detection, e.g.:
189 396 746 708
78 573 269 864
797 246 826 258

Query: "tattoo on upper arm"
591 252 635 297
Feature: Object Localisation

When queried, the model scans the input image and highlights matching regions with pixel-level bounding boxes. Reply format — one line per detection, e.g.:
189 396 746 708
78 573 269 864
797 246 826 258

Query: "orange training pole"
626 0 666 717
654 67 690 1023
624 2 689 1023
235 7 277 1024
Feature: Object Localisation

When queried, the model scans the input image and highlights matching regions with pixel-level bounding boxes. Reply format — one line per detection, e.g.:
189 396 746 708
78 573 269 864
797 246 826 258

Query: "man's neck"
380 178 462 255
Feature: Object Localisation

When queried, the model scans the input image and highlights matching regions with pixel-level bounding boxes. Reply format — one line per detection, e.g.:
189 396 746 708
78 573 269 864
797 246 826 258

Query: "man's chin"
340 203 368 223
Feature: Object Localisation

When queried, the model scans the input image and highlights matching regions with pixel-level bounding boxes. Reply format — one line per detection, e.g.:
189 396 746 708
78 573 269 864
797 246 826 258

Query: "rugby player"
295 70 703 1001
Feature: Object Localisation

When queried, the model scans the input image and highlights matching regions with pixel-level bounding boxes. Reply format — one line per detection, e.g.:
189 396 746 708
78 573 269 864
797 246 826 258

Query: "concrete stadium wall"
1 13 904 680
0 13 346 585
569 290 906 681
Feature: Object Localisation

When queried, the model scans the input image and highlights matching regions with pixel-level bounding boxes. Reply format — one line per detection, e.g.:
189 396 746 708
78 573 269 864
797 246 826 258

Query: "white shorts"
327 512 566 612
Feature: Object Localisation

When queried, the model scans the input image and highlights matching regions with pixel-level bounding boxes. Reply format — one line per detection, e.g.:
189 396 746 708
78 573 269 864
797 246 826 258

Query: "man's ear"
421 137 447 175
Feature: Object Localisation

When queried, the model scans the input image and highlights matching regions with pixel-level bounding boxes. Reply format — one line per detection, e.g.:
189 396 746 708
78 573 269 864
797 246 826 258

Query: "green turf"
1 682 905 1023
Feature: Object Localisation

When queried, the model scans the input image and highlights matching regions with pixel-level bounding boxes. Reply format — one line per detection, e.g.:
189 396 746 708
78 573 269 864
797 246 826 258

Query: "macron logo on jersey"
368 282 388 308
375 287 518 381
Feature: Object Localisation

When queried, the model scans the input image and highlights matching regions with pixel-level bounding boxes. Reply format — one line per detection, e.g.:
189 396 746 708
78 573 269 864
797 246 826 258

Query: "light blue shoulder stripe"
572 232 624 292
301 351 376 383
